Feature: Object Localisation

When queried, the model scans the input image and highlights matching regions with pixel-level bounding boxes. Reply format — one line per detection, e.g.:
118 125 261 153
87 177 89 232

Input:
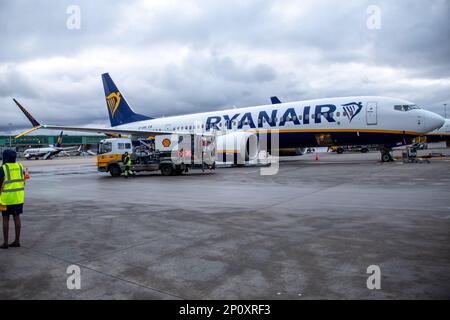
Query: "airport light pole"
444 104 447 119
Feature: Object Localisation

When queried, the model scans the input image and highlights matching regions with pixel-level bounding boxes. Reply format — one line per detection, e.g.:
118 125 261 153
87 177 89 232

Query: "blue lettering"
206 116 221 131
314 104 336 123
238 112 256 129
279 108 301 126
223 113 240 129
258 110 277 127
303 106 310 125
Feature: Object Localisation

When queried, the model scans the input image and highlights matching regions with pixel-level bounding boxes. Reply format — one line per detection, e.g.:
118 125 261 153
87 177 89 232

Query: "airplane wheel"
381 153 391 162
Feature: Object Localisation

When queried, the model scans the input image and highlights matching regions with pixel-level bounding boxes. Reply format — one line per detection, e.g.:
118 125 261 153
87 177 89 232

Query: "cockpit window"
394 104 421 111
404 105 420 110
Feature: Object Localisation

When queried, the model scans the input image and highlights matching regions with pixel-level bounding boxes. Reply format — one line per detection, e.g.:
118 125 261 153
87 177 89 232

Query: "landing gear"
380 147 393 162
381 153 392 162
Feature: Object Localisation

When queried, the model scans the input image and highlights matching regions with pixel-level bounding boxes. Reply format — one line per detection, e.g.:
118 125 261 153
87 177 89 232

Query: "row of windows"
117 143 132 150
152 111 355 131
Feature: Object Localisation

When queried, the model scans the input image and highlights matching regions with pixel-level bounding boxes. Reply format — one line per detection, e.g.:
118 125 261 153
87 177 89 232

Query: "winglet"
13 98 41 127
270 96 282 104
15 126 41 139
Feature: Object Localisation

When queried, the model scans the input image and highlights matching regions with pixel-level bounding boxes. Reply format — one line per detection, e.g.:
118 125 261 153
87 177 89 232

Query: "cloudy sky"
0 0 449 134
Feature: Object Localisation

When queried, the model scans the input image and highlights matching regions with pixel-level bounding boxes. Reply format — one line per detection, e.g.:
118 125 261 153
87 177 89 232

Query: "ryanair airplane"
13 73 445 163
22 131 78 160
425 118 450 142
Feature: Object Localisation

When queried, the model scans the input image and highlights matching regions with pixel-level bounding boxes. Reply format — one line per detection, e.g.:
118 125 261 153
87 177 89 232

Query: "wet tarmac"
1 151 449 299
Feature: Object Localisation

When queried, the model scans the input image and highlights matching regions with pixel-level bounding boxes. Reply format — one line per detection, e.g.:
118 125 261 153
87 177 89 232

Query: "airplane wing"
13 99 175 138
60 145 85 151
43 151 54 160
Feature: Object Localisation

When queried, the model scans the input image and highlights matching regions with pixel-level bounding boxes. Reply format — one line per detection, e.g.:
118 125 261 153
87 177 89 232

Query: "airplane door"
366 102 377 125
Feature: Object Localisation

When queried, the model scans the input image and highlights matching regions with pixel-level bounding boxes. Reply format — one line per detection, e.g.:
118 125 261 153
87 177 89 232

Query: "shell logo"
162 138 171 148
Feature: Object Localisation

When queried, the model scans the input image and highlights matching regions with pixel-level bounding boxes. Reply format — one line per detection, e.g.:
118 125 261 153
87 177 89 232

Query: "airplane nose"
423 110 445 132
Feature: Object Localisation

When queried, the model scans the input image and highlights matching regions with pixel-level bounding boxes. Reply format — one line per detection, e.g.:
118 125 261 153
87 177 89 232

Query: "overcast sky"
0 0 449 134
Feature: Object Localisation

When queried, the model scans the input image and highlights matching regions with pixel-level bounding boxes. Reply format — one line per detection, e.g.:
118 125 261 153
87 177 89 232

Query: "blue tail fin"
55 131 63 147
102 73 153 127
270 96 282 104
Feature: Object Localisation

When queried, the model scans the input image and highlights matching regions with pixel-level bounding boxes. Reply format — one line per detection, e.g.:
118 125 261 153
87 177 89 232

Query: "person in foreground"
0 149 25 249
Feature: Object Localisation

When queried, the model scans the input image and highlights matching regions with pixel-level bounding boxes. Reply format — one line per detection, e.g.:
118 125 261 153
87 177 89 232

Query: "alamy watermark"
66 5 81 30
366 265 381 290
66 265 81 290
366 5 381 30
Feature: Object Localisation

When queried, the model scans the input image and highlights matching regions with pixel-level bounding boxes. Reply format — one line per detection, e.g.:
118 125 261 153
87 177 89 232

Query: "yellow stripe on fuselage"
244 128 424 135
216 150 240 153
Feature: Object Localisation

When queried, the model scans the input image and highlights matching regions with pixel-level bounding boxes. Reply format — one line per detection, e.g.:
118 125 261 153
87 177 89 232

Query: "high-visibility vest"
0 163 25 206
124 155 131 166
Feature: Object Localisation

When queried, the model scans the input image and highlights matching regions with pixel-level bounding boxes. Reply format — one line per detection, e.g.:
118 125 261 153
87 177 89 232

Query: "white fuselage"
24 147 61 159
112 96 444 148
428 118 450 135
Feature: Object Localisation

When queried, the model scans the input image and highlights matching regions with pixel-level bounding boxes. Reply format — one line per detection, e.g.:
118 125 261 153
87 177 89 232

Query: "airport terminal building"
0 135 103 156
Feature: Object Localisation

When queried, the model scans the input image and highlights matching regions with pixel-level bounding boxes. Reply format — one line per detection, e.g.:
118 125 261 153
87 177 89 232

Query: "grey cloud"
0 0 449 133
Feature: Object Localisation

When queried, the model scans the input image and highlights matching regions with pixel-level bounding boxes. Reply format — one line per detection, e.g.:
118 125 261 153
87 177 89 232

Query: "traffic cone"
24 167 30 180
315 153 319 161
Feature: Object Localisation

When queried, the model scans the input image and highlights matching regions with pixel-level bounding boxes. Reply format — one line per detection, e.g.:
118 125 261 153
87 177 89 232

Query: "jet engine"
216 131 259 165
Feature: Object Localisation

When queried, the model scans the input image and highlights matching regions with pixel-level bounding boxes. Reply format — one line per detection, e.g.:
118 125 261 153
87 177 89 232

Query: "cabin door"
366 102 378 125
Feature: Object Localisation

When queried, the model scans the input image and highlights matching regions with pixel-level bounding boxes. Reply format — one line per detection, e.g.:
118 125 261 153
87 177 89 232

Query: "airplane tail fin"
270 96 282 104
101 73 153 127
55 131 64 147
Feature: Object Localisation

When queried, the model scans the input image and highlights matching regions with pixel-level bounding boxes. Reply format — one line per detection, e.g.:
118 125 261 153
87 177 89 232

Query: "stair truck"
96 133 216 177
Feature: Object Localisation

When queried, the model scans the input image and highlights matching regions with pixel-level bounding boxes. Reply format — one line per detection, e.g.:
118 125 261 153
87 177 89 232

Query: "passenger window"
394 105 403 111
336 112 340 117
125 143 131 149
311 114 315 119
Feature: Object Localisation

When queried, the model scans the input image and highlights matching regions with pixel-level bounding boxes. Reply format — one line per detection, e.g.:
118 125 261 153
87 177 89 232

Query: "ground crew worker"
123 152 134 178
0 150 25 249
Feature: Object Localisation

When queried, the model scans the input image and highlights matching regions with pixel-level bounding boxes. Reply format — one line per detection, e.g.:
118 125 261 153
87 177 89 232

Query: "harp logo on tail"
106 92 121 118
342 102 363 123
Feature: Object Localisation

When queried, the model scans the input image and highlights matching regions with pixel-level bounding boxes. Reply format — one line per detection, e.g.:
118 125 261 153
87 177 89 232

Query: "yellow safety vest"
0 163 25 206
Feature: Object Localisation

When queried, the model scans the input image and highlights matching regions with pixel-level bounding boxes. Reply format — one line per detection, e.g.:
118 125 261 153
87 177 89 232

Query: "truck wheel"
337 147 344 154
109 165 121 177
161 164 174 176
361 148 369 153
